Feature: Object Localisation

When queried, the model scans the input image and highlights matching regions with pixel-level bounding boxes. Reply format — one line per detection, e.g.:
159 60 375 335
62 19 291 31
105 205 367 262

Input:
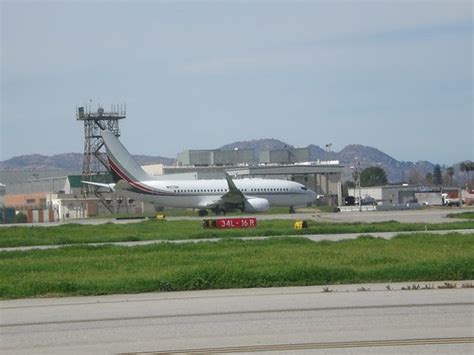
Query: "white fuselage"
117 178 316 209
98 130 317 212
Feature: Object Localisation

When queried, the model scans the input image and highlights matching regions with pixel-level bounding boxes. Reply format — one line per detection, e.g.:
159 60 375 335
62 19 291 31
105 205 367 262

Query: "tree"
360 166 388 187
408 169 422 185
446 166 454 186
460 162 474 187
425 172 433 185
14 212 27 224
433 164 443 185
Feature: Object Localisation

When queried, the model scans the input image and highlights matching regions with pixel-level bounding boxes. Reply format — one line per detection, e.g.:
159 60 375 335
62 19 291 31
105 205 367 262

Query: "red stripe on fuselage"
107 157 159 195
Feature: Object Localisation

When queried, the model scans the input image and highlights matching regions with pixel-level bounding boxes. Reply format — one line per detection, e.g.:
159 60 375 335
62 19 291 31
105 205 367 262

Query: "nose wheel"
289 206 295 214
198 209 208 217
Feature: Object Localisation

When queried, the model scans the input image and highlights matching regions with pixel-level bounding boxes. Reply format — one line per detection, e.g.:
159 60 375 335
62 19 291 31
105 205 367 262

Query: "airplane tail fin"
101 130 154 183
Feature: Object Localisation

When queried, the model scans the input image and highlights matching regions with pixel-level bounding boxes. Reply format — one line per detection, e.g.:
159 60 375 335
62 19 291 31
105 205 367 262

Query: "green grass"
1 219 473 248
447 211 474 220
1 233 472 299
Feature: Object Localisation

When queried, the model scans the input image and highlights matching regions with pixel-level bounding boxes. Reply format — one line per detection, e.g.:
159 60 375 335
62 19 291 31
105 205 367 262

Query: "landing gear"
198 209 208 217
215 207 226 216
289 206 296 214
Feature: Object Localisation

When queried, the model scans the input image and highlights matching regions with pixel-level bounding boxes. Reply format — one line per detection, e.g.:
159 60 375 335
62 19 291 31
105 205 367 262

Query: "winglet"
224 172 240 192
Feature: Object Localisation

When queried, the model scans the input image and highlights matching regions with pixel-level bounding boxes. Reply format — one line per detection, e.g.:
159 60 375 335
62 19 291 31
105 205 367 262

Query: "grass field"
0 233 472 299
1 219 473 248
447 211 474 220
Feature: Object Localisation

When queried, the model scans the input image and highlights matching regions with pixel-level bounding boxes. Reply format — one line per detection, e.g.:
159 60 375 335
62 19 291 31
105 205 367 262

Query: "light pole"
325 143 332 154
358 162 362 212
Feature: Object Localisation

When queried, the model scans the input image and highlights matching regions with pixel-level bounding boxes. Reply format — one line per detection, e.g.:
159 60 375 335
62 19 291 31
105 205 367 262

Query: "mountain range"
218 139 465 183
0 139 468 184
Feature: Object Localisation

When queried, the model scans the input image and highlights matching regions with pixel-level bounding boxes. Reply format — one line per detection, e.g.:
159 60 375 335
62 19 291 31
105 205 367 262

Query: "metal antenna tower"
76 104 126 197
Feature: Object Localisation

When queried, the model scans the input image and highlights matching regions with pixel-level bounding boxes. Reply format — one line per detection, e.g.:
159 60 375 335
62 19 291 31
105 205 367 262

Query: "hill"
0 153 176 171
1 139 467 184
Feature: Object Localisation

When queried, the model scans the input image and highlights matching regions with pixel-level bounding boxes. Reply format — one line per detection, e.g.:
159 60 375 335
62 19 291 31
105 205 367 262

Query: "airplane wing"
203 172 271 212
200 172 244 209
221 172 246 203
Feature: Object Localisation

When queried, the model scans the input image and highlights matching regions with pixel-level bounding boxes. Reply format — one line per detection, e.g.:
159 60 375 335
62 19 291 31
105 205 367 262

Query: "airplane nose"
307 189 317 203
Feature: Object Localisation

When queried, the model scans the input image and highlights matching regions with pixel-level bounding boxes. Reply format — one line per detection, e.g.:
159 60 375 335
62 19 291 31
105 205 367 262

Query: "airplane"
83 130 317 216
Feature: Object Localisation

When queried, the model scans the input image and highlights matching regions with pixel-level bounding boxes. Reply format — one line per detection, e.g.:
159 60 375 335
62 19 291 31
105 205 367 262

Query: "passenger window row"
173 188 290 193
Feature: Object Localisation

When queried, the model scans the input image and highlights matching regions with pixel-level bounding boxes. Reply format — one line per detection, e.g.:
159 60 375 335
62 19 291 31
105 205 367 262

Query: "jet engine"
244 197 270 212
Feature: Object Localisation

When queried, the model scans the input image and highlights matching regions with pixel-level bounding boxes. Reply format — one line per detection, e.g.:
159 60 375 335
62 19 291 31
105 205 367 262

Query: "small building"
415 188 463 206
3 192 49 210
348 185 418 205
462 188 474 205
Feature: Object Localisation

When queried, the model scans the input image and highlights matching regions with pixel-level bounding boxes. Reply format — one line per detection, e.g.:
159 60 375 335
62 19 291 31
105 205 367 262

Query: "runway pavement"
168 208 471 224
1 282 473 354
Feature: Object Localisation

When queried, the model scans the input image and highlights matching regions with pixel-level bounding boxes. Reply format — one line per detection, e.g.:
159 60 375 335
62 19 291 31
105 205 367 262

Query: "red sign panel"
215 218 257 229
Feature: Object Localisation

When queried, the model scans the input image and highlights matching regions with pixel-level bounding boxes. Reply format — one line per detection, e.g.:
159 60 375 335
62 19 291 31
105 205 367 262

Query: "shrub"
14 212 27 224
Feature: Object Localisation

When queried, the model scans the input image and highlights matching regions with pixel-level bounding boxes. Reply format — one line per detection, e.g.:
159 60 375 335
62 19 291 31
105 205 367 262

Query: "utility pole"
325 143 332 154
358 162 362 212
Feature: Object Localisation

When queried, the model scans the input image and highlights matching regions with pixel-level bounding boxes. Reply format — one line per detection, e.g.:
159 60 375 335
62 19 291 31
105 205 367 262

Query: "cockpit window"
300 186 308 191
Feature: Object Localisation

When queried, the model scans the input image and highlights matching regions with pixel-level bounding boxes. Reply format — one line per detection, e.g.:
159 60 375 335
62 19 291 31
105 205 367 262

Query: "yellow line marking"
121 337 474 354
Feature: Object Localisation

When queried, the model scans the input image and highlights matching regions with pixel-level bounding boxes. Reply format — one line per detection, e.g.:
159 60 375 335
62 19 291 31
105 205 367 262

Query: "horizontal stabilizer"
81 181 115 191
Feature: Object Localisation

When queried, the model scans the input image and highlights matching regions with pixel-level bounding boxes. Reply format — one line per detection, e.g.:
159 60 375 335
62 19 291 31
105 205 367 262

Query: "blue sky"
1 0 472 164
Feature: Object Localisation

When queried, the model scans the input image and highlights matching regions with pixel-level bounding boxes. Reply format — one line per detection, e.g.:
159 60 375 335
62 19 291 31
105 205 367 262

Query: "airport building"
177 149 256 167
348 185 418 206
177 147 313 166
347 185 471 207
259 148 310 164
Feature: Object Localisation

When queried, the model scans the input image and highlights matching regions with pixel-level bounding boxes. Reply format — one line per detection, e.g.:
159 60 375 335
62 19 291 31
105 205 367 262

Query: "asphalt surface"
1 228 473 253
166 208 472 224
1 282 473 354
